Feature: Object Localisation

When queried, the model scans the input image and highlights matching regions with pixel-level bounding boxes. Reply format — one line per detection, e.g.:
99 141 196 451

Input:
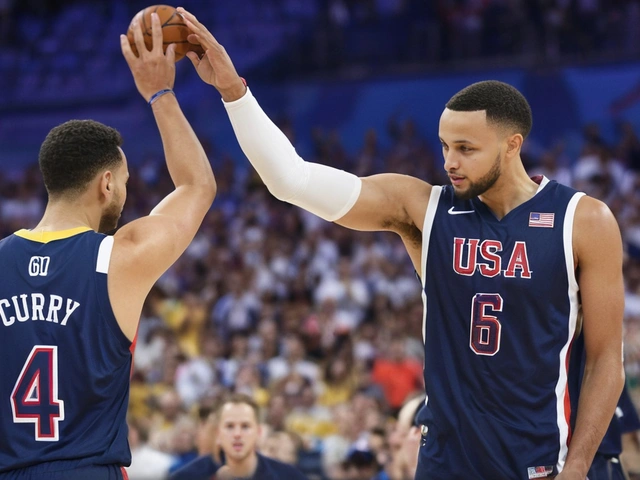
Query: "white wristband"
223 88 362 222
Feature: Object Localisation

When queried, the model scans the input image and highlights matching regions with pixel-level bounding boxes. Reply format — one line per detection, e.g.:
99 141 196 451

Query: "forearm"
223 88 361 222
564 359 624 475
151 93 216 192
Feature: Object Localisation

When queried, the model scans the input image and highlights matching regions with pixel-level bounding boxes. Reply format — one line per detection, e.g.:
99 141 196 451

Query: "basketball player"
0 13 216 480
178 8 625 479
169 394 308 480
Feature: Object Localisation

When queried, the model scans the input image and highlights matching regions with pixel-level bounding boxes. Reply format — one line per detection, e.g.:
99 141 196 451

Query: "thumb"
185 51 200 69
166 43 176 63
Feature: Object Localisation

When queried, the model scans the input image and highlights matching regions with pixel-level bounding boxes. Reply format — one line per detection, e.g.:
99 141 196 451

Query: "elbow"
207 176 218 205
206 181 217 206
618 365 626 393
263 174 305 203
193 180 217 208
201 162 217 205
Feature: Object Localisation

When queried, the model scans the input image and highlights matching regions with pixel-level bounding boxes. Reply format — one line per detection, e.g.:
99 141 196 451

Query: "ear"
506 133 524 158
99 171 113 199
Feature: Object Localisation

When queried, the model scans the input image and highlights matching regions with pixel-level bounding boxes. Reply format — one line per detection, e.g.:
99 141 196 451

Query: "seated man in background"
589 385 640 480
170 393 308 480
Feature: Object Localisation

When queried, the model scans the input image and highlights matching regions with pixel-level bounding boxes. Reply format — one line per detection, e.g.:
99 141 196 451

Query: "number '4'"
11 346 65 441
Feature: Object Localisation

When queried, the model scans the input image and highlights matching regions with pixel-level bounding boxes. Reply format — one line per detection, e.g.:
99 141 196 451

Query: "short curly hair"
446 80 533 139
39 119 123 196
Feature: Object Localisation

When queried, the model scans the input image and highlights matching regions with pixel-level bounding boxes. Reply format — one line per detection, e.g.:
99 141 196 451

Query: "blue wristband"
148 88 174 105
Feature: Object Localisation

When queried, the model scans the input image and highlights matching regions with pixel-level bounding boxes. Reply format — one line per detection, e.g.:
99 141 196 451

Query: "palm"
200 48 240 92
195 54 216 85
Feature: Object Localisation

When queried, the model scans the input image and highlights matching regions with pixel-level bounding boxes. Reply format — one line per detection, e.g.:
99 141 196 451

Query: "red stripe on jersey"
129 331 138 379
564 340 574 445
121 466 129 480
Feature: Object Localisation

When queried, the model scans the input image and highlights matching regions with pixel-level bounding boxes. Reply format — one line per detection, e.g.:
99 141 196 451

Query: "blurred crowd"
1 111 640 479
2 0 640 99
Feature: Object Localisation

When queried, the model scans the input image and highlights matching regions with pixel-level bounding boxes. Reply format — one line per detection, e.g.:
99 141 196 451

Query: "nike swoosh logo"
448 207 475 215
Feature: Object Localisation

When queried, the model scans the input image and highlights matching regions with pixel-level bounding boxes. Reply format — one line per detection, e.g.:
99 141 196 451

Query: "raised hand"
120 12 176 102
177 7 246 102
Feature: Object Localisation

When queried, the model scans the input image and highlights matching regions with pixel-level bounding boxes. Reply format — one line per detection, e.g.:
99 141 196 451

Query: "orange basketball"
126 5 203 62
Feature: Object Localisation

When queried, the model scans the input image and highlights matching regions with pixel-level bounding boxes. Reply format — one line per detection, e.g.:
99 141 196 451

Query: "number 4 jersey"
417 177 585 479
0 227 132 472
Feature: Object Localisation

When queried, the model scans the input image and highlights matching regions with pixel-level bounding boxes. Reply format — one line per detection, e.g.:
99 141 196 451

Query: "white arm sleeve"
223 88 362 222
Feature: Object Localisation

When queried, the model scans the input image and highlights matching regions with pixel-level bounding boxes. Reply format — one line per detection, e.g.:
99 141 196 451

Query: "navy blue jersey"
0 228 132 472
418 178 585 479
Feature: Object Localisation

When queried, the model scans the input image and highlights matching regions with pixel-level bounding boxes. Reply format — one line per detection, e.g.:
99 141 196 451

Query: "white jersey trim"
420 186 443 345
555 191 585 472
536 175 551 193
96 236 114 274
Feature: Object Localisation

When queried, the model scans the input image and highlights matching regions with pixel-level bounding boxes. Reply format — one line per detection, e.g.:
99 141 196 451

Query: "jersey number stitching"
469 293 503 356
10 345 65 441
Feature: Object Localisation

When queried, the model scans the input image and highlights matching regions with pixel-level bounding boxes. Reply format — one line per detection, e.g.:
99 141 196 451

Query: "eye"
459 145 473 152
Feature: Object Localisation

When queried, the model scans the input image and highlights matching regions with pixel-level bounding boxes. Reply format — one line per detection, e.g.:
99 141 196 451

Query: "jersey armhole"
420 186 443 287
96 236 114 273
95 235 132 350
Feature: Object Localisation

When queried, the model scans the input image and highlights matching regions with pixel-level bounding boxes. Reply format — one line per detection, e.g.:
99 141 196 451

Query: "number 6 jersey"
417 177 585 480
0 227 132 472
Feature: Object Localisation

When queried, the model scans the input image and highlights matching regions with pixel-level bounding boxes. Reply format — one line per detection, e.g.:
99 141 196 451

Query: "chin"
453 188 472 201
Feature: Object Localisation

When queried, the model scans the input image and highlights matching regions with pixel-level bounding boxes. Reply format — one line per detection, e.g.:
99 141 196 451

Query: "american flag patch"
527 465 554 478
528 212 554 228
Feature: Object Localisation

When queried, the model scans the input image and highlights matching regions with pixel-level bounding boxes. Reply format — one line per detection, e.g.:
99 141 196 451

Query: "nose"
443 150 459 173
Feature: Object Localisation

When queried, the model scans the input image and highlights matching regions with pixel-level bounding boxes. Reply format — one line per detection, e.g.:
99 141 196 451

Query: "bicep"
575 197 624 360
336 173 431 235
113 185 212 289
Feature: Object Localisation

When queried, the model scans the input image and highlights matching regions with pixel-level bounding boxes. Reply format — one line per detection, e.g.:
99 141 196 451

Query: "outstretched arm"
110 13 217 340
177 7 431 239
557 196 625 479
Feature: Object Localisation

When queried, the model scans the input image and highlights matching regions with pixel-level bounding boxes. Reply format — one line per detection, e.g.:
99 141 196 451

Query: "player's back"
0 227 132 473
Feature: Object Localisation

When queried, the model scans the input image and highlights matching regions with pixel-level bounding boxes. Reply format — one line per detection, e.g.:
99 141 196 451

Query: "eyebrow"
439 138 474 144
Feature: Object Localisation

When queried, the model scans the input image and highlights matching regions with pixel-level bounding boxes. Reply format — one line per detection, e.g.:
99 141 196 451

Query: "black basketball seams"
139 7 188 38
162 10 177 27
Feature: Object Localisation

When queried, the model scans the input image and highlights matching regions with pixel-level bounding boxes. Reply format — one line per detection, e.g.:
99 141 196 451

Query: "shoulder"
169 455 219 480
573 195 622 268
574 195 615 224
258 454 307 478
573 195 621 257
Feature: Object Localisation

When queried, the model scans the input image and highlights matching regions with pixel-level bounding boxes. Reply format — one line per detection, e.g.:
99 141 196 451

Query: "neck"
477 159 539 219
33 197 100 232
226 452 259 478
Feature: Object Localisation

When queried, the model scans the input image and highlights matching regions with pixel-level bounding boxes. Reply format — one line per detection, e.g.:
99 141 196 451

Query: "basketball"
126 5 203 62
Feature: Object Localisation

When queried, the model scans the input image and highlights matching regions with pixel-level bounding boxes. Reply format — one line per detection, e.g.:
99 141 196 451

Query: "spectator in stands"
211 270 260 342
170 393 307 479
385 395 423 480
371 336 423 415
261 430 303 465
126 418 175 480
267 332 320 384
318 355 359 407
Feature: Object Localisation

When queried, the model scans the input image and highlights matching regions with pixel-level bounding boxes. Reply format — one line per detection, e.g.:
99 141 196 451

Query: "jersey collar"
14 226 92 243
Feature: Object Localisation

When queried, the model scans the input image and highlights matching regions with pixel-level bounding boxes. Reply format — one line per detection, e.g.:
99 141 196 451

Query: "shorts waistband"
0 460 122 475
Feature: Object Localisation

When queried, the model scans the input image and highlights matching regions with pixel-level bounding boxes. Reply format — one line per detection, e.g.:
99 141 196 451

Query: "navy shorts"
0 461 127 480
587 454 625 480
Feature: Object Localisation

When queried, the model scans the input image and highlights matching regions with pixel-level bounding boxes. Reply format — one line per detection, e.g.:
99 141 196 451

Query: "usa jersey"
0 227 132 472
418 177 584 479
